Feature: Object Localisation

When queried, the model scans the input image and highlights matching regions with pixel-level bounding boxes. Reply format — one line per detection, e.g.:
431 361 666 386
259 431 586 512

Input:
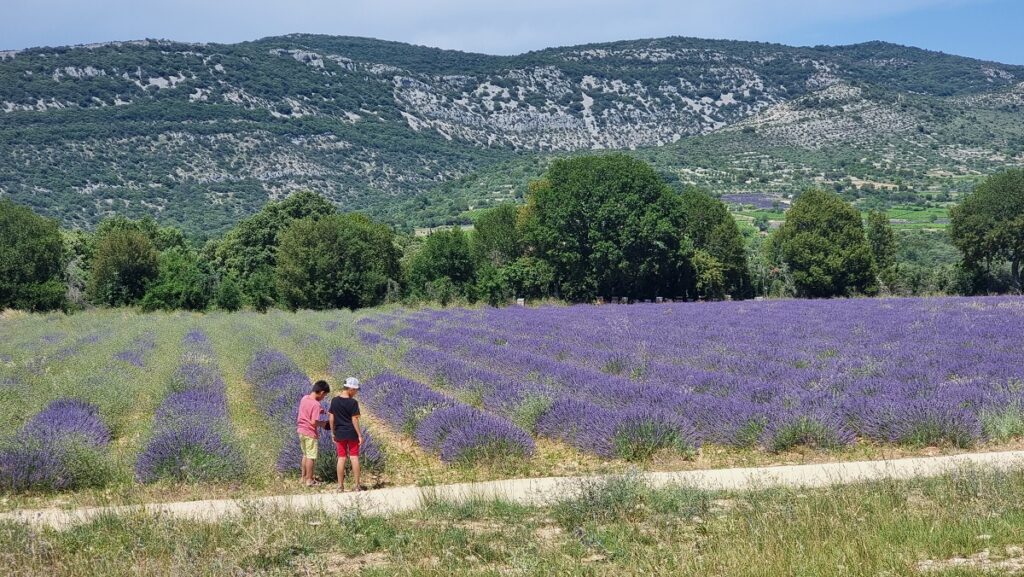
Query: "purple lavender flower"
385 296 1024 453
363 372 454 434
329 349 350 375
358 372 531 463
135 424 246 483
113 332 157 367
612 407 700 461
359 331 384 346
170 363 225 393
535 397 618 457
435 412 535 463
40 332 65 345
0 398 112 491
761 408 855 452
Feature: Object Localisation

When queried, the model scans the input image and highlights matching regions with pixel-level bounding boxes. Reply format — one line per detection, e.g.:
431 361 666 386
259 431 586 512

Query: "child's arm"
328 412 335 433
352 415 362 444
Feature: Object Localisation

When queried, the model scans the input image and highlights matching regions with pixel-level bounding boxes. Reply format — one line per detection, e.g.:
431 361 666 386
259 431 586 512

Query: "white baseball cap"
344 377 361 389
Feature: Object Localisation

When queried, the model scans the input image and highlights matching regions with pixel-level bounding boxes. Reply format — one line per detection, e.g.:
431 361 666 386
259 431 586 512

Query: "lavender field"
0 296 1022 498
366 296 1024 459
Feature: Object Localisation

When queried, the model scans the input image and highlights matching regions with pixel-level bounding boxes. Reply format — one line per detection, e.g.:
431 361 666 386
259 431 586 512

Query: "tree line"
2 155 1021 313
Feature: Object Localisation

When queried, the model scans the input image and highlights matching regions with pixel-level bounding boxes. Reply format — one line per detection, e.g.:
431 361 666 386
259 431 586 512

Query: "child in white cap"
328 377 363 491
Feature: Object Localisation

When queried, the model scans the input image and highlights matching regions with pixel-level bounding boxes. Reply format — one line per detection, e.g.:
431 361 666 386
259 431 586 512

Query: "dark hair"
312 380 331 394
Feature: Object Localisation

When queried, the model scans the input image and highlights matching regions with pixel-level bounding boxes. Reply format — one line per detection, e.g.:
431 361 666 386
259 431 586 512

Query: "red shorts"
334 439 360 457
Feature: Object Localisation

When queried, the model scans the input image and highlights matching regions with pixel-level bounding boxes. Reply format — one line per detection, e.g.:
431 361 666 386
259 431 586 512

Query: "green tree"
691 249 726 300
680 188 753 298
87 228 159 306
275 213 400 310
244 267 277 312
475 265 513 306
866 210 898 290
773 189 877 298
0 200 65 311
140 247 211 311
471 203 522 267
214 274 243 312
94 216 186 252
502 257 556 300
949 169 1024 289
520 154 691 301
407 228 476 301
215 191 337 306
61 229 91 309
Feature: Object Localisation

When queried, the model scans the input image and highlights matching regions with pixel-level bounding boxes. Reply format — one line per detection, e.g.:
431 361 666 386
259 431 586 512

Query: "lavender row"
405 336 847 451
135 330 245 483
444 299 1024 395
405 345 700 459
0 398 113 491
361 372 534 463
24 330 111 374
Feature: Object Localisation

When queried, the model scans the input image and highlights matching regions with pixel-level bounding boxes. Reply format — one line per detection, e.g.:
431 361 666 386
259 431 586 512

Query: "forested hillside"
1 34 1022 234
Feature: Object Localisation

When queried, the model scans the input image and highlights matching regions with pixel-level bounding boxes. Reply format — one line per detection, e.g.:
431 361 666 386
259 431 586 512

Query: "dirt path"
6 450 1024 530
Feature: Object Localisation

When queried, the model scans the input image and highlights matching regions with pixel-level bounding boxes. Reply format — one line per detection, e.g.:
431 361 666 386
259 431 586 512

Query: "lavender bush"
361 372 534 463
0 398 113 491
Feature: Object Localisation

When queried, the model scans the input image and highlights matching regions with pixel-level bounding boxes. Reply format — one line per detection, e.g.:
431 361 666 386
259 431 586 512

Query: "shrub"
135 424 246 483
0 399 113 491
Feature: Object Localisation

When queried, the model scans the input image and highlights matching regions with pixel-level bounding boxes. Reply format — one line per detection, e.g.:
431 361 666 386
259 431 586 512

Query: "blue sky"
3 0 1022 64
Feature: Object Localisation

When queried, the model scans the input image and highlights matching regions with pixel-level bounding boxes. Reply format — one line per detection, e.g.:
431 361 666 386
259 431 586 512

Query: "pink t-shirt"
296 394 323 439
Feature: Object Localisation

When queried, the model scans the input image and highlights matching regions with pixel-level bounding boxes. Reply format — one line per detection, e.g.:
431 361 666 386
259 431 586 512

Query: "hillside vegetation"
1 35 1022 234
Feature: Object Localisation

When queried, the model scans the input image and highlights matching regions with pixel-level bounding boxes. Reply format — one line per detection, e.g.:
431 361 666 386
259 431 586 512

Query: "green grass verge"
3 466 1024 576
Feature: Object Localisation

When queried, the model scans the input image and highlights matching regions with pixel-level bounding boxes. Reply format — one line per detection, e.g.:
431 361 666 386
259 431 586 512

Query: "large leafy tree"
406 228 477 302
950 169 1024 289
773 189 877 298
215 191 337 306
0 200 66 311
213 274 243 312
471 203 522 267
680 188 753 299
866 209 898 290
87 228 159 306
140 247 212 311
520 154 692 301
276 213 400 310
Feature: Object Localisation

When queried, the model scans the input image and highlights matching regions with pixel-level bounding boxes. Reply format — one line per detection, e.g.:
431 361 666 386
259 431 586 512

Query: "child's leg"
337 456 347 490
350 456 361 490
300 437 317 484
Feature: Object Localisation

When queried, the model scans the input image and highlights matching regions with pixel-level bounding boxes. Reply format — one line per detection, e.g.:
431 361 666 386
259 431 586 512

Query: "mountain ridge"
0 33 1021 235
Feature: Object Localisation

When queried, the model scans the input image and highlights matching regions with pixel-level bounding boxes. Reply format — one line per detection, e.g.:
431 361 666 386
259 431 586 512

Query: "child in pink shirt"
297 380 330 486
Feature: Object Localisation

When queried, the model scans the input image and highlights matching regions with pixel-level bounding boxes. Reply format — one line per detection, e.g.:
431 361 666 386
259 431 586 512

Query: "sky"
2 0 1022 65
